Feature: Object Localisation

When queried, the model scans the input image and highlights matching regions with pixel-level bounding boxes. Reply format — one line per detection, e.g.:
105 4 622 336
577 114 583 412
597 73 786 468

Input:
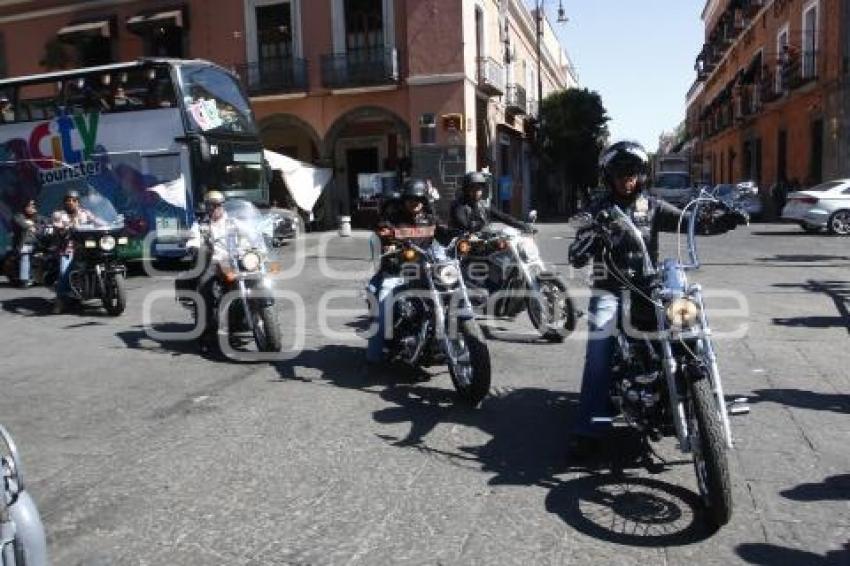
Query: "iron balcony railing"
476 56 505 96
236 57 309 96
320 48 399 90
505 83 527 114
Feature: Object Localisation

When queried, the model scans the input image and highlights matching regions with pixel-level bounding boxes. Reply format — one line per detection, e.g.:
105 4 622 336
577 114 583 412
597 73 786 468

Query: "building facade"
0 0 577 225
689 0 849 193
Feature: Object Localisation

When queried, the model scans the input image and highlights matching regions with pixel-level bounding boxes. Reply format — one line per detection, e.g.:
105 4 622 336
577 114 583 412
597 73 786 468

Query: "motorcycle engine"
611 338 664 431
392 295 430 361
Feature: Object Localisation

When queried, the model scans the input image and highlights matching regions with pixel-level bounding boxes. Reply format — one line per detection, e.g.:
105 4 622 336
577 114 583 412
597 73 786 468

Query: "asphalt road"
0 222 847 565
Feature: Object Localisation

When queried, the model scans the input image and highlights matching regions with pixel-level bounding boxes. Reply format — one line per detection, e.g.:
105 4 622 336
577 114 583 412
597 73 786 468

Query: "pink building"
0 0 577 225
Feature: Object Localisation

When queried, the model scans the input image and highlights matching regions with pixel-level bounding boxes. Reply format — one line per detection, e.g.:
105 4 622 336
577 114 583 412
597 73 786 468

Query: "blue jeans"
56 253 73 298
18 251 32 282
573 292 620 436
366 271 405 363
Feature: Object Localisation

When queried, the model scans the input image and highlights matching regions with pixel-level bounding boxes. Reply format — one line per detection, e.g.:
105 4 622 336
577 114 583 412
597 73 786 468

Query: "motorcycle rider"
566 140 746 457
51 189 101 313
12 199 42 287
450 171 532 234
366 178 444 364
186 190 232 350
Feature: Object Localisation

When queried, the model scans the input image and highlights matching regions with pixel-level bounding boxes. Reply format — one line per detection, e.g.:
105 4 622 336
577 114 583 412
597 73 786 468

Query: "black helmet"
599 141 650 189
400 178 428 201
463 171 488 189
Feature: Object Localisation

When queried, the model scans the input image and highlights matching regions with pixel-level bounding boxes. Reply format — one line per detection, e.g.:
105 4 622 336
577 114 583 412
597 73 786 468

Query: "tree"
539 88 610 215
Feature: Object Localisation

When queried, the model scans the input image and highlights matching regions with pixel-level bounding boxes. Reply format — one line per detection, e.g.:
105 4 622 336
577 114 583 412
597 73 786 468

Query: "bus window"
63 76 109 114
178 63 256 135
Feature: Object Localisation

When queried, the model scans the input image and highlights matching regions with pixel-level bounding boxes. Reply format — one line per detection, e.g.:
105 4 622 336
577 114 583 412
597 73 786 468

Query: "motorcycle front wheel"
447 319 491 407
527 277 577 343
687 374 733 529
252 303 282 352
102 273 127 316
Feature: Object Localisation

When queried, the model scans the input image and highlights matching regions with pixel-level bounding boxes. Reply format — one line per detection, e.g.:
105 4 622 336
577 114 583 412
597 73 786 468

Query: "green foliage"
540 88 611 196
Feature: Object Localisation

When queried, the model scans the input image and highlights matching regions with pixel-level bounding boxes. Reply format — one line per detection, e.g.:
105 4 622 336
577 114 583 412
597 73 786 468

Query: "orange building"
0 0 577 225
688 0 849 193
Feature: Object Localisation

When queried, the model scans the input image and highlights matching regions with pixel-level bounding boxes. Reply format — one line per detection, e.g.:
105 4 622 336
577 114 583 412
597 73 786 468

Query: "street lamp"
533 0 568 213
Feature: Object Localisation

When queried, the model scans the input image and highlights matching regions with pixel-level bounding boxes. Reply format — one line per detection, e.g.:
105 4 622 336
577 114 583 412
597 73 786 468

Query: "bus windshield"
179 63 257 136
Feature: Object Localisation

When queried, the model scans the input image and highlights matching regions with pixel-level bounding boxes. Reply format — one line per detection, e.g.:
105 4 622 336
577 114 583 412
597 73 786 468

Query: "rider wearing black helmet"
450 171 531 234
566 140 746 456
366 178 444 363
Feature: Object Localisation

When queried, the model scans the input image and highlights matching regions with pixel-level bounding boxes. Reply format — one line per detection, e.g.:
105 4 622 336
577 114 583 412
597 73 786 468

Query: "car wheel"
828 210 850 235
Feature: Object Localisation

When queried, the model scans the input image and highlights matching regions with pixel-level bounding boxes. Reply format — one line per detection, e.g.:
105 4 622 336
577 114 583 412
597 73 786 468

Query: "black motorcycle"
458 211 577 342
370 226 491 406
56 192 129 316
571 193 749 529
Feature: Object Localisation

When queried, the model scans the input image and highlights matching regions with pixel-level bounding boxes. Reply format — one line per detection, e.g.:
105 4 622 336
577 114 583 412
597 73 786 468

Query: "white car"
782 179 850 234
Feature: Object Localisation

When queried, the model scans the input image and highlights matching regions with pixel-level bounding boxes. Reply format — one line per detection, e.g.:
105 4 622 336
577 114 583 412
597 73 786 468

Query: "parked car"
711 182 764 220
781 179 850 234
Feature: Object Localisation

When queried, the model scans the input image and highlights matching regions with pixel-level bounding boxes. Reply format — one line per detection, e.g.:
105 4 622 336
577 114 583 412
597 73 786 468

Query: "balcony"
237 57 309 97
320 48 399 91
476 57 505 96
505 83 527 115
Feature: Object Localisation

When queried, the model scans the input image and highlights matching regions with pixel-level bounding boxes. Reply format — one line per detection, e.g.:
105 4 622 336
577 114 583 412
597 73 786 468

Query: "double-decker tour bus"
0 58 268 259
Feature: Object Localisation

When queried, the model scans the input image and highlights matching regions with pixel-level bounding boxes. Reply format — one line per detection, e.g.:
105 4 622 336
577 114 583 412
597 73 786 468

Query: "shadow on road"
116 323 207 358
545 472 714 547
772 280 850 334
273 343 717 549
748 388 850 415
1 296 53 316
737 542 849 565
781 474 850 502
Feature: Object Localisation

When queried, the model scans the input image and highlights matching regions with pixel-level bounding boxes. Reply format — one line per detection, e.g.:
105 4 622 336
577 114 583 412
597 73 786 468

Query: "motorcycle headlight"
666 297 699 328
84 240 97 249
401 248 419 262
241 252 261 272
435 263 461 287
99 235 116 251
117 236 129 245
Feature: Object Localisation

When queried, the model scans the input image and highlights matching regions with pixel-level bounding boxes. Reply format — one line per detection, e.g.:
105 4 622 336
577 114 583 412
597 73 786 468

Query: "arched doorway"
258 114 322 209
324 106 410 228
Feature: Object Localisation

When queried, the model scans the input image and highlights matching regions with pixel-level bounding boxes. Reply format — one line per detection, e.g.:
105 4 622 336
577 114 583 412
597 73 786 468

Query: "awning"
127 7 186 33
57 19 112 41
263 150 332 213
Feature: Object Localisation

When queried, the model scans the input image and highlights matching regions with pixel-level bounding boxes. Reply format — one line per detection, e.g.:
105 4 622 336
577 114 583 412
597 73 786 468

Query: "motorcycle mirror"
527 210 538 224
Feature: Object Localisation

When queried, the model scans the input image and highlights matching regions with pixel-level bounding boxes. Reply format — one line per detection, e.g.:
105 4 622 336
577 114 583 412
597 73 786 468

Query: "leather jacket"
579 191 685 292
449 198 528 234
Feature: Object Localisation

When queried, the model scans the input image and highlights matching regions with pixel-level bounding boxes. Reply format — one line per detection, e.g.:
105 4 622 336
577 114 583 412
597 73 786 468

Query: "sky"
536 0 705 152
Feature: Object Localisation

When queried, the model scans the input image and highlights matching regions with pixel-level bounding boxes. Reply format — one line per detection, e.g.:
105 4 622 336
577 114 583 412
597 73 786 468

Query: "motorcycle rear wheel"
687 374 733 529
448 319 491 407
102 273 126 316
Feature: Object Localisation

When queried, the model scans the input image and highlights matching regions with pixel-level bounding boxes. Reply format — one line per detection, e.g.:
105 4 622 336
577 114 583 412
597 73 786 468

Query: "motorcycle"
177 198 282 353
459 211 577 342
1 223 56 288
0 425 47 566
370 226 491 406
572 191 749 528
58 191 129 316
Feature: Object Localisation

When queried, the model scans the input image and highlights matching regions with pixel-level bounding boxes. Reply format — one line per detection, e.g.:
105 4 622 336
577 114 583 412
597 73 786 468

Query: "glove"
569 227 600 268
